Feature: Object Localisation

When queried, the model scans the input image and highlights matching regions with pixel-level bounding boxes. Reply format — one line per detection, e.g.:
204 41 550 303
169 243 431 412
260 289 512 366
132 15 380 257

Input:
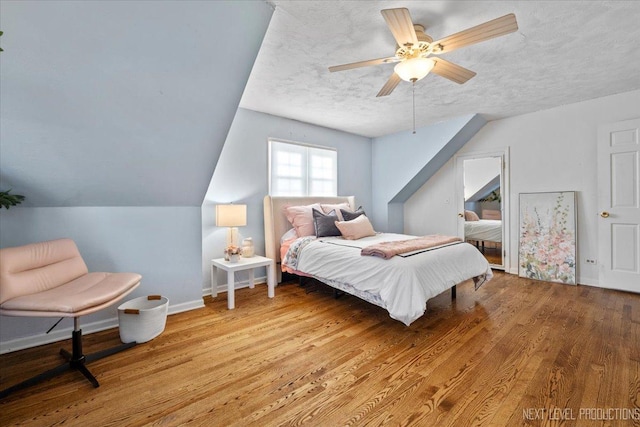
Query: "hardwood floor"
466 241 502 266
1 272 639 426
482 246 502 266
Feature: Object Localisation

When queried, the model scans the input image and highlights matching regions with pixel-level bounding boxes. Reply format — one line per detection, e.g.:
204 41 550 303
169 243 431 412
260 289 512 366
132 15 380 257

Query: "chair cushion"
0 239 89 305
0 272 141 317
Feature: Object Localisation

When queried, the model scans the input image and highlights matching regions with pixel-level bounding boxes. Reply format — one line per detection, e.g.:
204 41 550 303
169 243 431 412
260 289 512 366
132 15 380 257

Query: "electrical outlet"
585 259 597 264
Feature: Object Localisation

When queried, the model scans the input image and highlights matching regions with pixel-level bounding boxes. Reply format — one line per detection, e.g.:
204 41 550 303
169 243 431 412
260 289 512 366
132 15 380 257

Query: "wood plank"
1 273 639 426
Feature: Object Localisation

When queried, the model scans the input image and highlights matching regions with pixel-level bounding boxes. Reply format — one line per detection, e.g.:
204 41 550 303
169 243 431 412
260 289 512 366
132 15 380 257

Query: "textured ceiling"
240 1 640 138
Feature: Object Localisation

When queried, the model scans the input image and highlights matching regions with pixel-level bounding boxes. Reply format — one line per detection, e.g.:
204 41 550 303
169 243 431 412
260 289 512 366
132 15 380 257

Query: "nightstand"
210 255 275 309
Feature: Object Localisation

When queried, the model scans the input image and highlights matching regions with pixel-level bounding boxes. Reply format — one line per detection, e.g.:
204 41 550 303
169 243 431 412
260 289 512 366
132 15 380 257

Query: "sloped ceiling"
466 175 500 203
0 1 273 207
241 1 640 137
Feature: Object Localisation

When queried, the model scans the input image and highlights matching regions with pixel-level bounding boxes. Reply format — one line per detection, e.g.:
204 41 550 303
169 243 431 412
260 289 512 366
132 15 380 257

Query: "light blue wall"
0 1 273 349
370 114 484 232
0 0 273 206
202 108 372 292
0 0 488 349
0 207 202 345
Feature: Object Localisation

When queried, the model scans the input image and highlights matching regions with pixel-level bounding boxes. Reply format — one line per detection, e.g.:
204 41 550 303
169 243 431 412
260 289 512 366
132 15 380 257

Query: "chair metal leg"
0 361 71 399
60 348 72 361
0 321 136 399
74 362 99 388
84 342 137 363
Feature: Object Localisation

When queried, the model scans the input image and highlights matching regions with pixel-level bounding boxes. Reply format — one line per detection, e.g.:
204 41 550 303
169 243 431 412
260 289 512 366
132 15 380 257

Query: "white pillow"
335 215 376 240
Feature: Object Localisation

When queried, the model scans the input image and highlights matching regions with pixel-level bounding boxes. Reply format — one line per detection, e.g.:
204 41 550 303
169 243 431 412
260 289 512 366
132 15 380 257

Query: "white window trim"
268 138 338 197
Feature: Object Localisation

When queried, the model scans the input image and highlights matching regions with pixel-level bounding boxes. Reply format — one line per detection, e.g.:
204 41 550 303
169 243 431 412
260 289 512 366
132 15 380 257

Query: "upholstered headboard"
263 195 356 282
482 209 502 220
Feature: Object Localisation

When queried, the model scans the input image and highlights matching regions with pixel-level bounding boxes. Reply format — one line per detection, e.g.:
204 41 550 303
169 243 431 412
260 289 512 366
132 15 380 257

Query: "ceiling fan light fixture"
394 57 435 82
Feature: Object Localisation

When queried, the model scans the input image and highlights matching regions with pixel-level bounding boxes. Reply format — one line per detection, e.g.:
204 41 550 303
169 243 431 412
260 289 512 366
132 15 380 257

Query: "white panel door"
597 118 640 292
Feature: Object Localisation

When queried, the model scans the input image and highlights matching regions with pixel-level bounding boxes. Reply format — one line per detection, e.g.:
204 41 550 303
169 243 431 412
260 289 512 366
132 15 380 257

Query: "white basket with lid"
117 295 169 343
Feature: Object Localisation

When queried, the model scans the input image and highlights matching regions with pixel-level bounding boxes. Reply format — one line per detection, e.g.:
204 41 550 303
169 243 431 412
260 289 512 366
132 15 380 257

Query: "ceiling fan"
328 8 518 97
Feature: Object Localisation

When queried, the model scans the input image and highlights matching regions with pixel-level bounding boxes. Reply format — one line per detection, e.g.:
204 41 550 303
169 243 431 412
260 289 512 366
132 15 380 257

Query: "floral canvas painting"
519 191 577 284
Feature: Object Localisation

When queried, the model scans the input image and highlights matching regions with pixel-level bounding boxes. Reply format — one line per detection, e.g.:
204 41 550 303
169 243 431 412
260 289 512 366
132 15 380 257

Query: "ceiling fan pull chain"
412 81 416 134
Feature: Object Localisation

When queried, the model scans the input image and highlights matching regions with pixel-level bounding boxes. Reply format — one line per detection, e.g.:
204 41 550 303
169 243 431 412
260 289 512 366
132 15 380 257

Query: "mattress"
464 220 502 243
283 233 493 325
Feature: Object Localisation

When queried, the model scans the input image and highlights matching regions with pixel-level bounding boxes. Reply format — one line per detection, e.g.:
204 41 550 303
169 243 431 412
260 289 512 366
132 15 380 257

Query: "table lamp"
215 204 247 248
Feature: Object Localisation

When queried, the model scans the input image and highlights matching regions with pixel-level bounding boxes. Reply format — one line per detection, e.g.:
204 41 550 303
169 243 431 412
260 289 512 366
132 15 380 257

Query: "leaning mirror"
463 157 504 269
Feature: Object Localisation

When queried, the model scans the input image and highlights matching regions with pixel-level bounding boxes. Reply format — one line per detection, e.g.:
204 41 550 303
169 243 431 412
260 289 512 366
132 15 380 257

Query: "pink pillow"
465 210 480 221
335 215 376 240
320 203 352 221
284 203 321 237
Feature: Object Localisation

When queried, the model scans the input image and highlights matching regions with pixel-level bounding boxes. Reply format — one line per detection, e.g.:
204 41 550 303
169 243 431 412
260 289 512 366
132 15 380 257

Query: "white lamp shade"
215 204 247 227
394 57 435 82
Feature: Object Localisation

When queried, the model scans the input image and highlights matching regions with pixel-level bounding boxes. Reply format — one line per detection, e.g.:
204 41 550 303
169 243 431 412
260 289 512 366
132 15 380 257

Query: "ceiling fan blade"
431 58 476 84
381 8 418 47
431 13 518 54
376 73 402 97
329 57 397 73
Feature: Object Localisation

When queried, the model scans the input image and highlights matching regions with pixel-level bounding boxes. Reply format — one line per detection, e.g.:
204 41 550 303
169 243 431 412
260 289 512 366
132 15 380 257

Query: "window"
268 139 337 196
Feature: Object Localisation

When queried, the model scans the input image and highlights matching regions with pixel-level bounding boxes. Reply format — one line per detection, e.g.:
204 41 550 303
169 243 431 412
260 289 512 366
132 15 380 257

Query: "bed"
464 219 502 243
264 195 493 326
464 208 502 252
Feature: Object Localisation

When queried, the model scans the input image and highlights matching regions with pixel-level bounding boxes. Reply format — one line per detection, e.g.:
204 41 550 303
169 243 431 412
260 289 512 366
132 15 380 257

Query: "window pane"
310 154 334 180
275 178 303 196
269 140 337 197
276 152 302 177
310 178 337 196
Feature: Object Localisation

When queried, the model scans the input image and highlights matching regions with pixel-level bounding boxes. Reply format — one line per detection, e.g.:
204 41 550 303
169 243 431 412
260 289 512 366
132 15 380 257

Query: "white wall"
201 108 372 293
405 89 640 286
371 114 484 232
464 157 501 200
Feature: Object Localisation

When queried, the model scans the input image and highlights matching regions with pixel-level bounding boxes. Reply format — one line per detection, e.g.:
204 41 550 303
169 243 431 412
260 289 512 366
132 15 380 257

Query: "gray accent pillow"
313 209 341 237
341 206 366 221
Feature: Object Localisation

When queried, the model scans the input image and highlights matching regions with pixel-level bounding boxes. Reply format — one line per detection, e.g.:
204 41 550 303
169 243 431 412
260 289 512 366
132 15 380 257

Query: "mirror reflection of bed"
463 157 504 269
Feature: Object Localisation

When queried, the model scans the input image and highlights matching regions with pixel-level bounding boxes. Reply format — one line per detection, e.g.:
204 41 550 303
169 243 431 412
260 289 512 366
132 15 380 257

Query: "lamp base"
227 227 239 248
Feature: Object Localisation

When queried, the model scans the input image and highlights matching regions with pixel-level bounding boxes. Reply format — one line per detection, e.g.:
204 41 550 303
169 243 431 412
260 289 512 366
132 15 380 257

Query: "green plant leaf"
0 189 26 209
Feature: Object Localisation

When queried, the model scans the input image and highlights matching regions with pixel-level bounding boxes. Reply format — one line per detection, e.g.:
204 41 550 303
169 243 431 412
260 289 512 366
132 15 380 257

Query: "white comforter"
289 233 493 326
464 220 502 242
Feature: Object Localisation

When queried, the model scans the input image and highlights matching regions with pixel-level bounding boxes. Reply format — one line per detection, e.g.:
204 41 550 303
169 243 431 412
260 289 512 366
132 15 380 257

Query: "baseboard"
167 299 205 315
203 275 269 297
581 280 638 294
577 276 598 287
0 298 205 355
0 317 118 355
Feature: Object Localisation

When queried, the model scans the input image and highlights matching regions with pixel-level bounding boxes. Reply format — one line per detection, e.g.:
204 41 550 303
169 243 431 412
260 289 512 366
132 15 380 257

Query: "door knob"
458 213 464 218
600 211 610 218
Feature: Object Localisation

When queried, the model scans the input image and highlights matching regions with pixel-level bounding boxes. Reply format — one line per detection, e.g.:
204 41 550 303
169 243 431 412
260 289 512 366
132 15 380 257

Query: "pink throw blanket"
361 235 462 259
